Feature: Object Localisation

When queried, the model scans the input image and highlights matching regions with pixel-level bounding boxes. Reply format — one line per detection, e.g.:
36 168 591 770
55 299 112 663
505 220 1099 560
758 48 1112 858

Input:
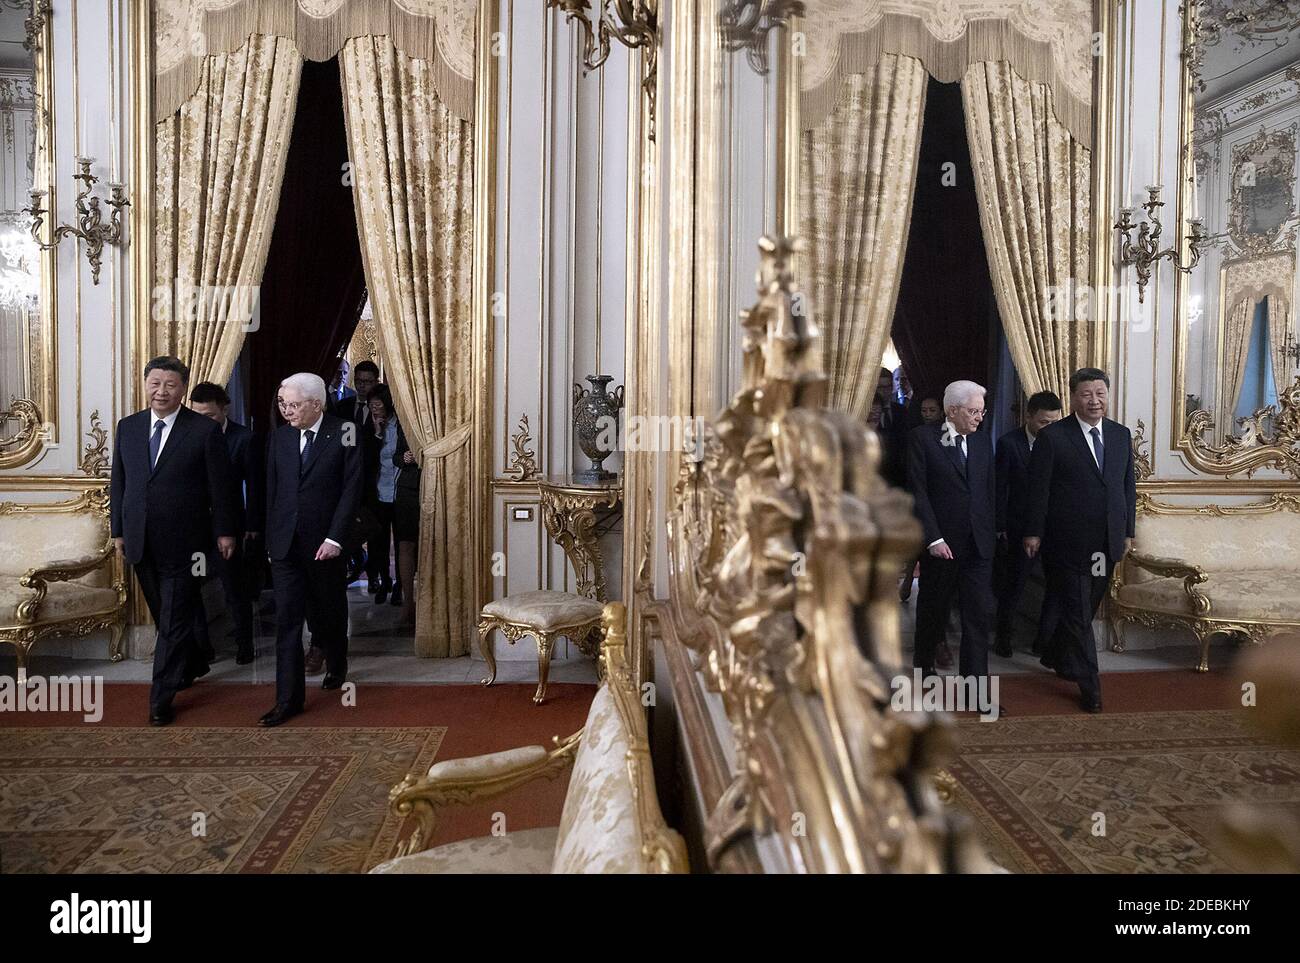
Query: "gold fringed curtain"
961 60 1090 399
800 54 928 418
339 35 474 658
1222 297 1256 425
154 34 302 386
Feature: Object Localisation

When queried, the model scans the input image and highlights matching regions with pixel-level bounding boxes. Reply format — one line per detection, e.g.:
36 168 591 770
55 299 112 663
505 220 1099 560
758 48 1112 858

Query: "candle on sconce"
1191 158 1199 219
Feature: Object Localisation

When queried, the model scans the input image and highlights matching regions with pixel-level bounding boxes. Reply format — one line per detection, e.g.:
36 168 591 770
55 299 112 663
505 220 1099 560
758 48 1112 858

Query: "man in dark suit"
261 372 362 727
190 381 264 665
994 390 1062 657
329 358 356 406
907 380 997 684
874 366 908 488
1024 368 1137 713
330 359 378 584
110 356 237 726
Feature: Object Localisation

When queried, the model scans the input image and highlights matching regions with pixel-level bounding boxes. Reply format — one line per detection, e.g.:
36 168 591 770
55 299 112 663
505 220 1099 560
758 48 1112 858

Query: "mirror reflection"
1184 1 1300 442
0 0 42 448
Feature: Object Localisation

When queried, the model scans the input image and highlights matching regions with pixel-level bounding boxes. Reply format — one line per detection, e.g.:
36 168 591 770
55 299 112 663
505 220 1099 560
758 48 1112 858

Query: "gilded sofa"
1108 494 1300 671
370 602 687 874
0 488 127 673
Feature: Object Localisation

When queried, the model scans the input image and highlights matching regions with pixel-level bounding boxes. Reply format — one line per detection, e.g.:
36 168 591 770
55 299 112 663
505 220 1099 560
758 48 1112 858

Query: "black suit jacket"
1024 416 1137 572
875 400 909 488
907 422 997 560
265 414 363 561
110 406 237 566
995 426 1034 538
330 395 371 430
222 419 264 534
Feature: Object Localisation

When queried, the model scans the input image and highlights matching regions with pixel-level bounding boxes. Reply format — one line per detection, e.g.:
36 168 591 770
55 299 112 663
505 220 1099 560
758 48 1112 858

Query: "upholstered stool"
477 590 604 704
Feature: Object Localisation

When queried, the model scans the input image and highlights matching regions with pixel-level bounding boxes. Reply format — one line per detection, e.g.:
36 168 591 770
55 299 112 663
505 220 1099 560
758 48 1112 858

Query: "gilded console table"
537 474 622 602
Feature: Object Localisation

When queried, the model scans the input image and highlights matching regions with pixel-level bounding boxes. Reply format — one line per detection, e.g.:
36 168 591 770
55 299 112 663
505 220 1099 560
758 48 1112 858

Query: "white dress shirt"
1025 425 1036 452
297 413 340 549
149 406 182 464
1076 413 1103 468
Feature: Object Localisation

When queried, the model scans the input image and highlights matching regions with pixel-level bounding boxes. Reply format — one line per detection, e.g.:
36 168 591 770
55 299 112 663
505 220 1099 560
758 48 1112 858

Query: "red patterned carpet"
0 683 595 873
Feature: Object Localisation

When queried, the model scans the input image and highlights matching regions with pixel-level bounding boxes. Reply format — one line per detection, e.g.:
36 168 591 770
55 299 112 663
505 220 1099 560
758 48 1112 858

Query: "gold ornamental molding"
666 235 982 873
505 413 538 481
1132 418 1154 482
547 0 659 140
1179 375 1300 478
79 409 109 477
0 399 47 469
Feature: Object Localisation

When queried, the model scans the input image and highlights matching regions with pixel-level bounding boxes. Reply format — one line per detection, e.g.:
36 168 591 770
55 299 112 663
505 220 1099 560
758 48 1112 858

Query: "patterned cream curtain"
961 60 1090 399
154 35 302 385
800 55 928 418
1267 296 1293 400
339 35 475 658
1221 297 1255 424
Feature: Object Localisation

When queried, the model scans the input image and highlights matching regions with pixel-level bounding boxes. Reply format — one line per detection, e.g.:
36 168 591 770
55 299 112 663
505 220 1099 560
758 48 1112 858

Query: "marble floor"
1 575 1228 685
0 578 601 687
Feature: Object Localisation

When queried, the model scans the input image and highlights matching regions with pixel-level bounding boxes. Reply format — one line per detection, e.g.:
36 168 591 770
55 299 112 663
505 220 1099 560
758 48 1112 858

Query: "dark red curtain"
244 57 367 436
891 78 999 409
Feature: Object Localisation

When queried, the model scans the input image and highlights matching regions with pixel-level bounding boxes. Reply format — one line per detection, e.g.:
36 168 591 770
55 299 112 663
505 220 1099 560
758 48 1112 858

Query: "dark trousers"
1043 561 1109 703
995 533 1038 644
271 534 349 709
365 500 394 587
193 542 257 654
134 546 203 713
914 545 993 677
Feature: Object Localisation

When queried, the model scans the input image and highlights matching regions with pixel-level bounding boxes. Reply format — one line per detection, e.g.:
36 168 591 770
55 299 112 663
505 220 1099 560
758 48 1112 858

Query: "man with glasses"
907 380 998 697
261 373 362 726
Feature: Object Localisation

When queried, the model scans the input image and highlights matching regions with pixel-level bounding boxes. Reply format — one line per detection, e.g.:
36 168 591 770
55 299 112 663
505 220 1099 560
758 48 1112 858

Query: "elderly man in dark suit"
110 356 237 726
1024 368 1137 713
907 380 997 685
261 372 362 727
994 390 1062 657
189 381 264 665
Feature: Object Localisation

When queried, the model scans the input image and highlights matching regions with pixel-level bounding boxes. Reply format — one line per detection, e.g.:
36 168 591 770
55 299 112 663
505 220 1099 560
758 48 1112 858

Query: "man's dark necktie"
957 434 968 474
1090 426 1105 472
300 429 315 476
149 419 165 471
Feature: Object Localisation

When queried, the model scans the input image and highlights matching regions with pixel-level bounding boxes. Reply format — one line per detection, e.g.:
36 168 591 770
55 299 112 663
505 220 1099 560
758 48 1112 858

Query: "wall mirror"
1177 0 1300 478
710 0 793 407
0 0 54 468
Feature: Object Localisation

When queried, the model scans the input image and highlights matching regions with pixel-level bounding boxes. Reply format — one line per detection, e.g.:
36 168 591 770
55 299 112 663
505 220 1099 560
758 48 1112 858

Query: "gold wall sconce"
24 156 129 286
719 0 803 74
547 0 659 140
1115 184 1207 303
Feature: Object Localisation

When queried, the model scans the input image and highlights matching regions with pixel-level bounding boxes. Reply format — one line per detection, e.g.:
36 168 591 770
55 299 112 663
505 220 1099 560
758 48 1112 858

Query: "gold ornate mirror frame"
1172 1 1300 480
0 0 58 469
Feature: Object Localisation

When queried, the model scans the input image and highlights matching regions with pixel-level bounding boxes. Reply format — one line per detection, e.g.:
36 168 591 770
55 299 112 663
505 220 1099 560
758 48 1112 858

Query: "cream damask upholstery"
478 590 604 704
372 603 688 875
0 489 127 673
1109 499 1300 671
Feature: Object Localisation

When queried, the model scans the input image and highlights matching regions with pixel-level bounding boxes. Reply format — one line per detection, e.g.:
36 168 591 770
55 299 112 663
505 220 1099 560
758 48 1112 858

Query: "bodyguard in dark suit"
190 382 264 665
110 357 237 726
261 372 362 727
907 380 997 681
1024 368 1136 713
994 390 1062 656
874 367 909 488
330 359 379 583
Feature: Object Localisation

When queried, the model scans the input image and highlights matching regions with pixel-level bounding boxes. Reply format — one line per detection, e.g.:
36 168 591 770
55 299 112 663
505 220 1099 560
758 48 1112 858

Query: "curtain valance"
801 0 1093 148
155 0 477 122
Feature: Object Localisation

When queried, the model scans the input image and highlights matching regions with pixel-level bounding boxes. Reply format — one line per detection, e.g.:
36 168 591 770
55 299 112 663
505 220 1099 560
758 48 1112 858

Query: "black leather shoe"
993 635 1013 658
375 585 388 605
149 706 174 727
259 704 302 727
322 672 346 691
1081 697 1103 714
235 644 255 666
390 585 403 606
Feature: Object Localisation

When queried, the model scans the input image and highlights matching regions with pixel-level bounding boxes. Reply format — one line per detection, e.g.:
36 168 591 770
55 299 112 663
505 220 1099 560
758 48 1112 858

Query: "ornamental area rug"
0 725 444 874
949 709 1300 874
